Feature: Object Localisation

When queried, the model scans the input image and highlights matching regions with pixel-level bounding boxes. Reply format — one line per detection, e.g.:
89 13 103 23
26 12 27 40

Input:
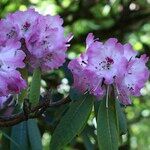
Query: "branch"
0 96 71 127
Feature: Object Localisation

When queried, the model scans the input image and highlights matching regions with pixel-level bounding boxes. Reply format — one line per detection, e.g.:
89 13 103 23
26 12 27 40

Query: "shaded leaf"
97 99 119 150
94 100 101 120
115 100 127 135
81 129 94 150
69 88 83 101
50 94 94 150
1 128 11 150
27 119 42 150
10 121 29 150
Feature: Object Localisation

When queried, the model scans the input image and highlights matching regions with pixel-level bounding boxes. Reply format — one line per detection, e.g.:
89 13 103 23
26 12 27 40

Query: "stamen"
22 22 31 31
6 29 16 39
114 83 127 107
97 57 114 71
92 79 102 92
106 85 109 108
84 89 89 95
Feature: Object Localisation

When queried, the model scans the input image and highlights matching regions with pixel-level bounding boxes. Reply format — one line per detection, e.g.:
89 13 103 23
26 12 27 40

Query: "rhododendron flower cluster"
0 8 71 99
68 33 149 105
0 8 149 107
0 8 71 71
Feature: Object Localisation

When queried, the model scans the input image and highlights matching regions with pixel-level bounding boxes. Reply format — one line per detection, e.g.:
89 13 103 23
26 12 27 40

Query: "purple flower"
0 8 72 71
0 42 25 68
0 96 8 109
26 14 72 71
6 8 40 39
0 42 26 96
0 95 14 117
0 18 20 45
86 34 127 84
0 7 72 98
115 54 149 105
0 8 72 99
68 36 105 97
68 33 149 105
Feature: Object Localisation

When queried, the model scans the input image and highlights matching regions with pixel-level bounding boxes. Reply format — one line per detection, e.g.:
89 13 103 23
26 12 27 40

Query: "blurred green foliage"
0 0 150 150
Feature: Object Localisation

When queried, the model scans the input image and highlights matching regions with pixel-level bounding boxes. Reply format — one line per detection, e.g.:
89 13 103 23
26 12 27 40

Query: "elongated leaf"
69 88 82 101
50 95 94 150
29 68 41 106
1 128 11 150
10 121 29 150
27 119 42 150
115 100 127 135
97 99 119 150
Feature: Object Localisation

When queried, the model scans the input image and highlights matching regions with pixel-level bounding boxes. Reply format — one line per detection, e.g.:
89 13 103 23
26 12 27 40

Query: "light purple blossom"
26 14 72 71
0 18 20 45
0 42 26 96
0 42 25 68
115 54 149 105
0 95 13 109
86 34 127 84
68 33 149 105
0 8 72 98
68 55 105 97
6 8 40 39
0 96 8 109
0 8 72 71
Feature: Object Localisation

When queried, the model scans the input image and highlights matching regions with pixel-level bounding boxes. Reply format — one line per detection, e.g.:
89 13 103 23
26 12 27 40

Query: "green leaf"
115 100 127 135
29 68 41 106
94 100 101 120
10 121 29 150
97 99 119 150
50 94 94 150
1 128 11 150
81 130 94 150
27 119 42 150
69 88 83 101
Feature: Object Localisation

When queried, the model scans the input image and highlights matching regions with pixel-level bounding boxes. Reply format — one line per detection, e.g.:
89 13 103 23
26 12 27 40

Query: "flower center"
106 57 114 64
43 53 53 63
22 22 31 31
40 37 52 51
6 27 17 39
127 83 134 90
96 57 114 70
